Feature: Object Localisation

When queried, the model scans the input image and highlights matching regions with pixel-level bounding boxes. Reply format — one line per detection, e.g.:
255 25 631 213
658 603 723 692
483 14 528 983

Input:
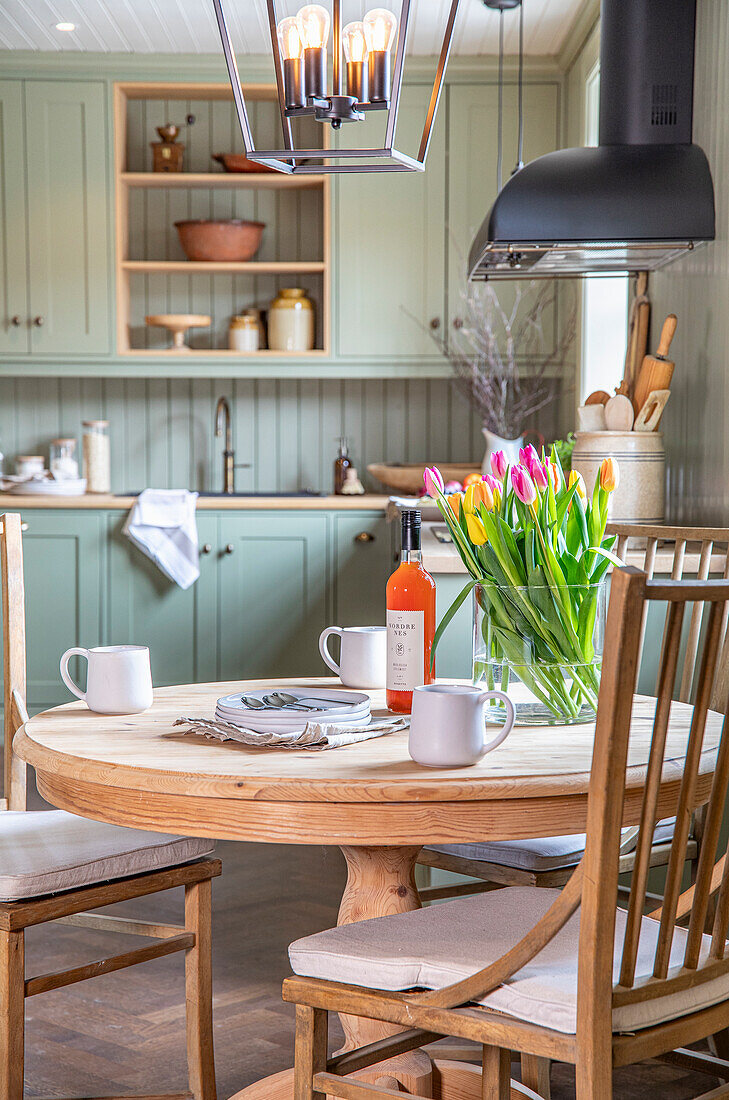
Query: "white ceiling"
0 0 590 56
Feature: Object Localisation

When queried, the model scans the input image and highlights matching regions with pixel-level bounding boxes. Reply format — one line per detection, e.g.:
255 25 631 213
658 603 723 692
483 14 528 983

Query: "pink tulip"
423 466 445 497
511 464 537 506
519 444 541 477
490 450 508 480
481 473 500 494
532 462 549 492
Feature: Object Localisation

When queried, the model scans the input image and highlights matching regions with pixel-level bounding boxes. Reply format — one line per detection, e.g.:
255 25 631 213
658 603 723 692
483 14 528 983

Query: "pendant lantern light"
212 0 462 173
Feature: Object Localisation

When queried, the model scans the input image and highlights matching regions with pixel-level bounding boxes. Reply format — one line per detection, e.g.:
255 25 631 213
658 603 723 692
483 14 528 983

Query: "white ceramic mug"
60 645 154 715
318 626 387 689
408 683 515 767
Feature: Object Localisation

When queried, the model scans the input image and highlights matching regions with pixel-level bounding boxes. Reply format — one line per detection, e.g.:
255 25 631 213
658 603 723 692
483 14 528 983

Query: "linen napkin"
174 714 408 750
123 489 199 589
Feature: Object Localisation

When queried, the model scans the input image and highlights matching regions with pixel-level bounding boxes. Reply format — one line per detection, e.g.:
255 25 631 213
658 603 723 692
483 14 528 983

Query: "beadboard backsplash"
0 376 566 495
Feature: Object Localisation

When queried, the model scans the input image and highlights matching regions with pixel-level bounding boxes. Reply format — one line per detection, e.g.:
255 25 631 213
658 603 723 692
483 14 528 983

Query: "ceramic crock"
571 430 665 523
268 288 315 352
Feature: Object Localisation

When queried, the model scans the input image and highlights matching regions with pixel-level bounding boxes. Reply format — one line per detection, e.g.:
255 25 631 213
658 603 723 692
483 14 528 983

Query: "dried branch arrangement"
432 281 577 440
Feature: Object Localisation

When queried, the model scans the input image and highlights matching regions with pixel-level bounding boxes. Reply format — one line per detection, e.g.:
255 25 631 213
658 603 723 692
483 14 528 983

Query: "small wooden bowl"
367 463 481 494
174 219 265 262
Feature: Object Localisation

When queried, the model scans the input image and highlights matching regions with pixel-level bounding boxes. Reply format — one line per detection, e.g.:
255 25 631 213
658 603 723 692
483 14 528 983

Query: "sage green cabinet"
0 82 28 355
335 85 447 359
0 80 110 356
447 82 561 338
106 513 218 687
217 513 330 680
16 511 104 710
332 514 391 626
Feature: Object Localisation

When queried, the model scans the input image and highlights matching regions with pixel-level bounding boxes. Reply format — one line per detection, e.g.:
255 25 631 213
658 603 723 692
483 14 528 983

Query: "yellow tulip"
599 457 619 493
568 469 586 499
466 513 488 546
463 480 494 515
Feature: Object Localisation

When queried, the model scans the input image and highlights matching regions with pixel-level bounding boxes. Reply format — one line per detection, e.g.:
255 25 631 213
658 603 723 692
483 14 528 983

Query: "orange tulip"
463 480 494 514
599 457 619 493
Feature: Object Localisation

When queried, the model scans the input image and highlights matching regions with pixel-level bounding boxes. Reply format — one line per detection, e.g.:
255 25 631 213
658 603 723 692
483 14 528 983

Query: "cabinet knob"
354 531 375 544
10 316 21 327
452 317 463 330
225 543 235 555
200 543 212 555
33 316 44 327
429 317 441 330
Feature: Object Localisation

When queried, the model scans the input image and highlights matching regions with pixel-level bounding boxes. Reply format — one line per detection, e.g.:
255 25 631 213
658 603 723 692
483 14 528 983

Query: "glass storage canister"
50 438 79 481
82 421 111 493
268 288 315 352
228 313 260 352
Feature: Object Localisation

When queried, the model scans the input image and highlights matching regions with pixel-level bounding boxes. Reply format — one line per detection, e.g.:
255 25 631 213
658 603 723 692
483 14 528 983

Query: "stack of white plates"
215 687 371 735
7 477 87 496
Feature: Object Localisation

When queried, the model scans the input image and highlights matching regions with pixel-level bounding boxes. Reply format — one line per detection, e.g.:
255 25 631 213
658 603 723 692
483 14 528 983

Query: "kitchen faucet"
215 396 236 493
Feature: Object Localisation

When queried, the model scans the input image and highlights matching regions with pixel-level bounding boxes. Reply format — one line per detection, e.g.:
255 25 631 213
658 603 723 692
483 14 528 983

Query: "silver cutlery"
269 690 349 708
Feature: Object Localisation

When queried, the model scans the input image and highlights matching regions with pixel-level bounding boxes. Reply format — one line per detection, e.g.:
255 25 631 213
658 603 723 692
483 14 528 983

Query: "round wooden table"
16 678 722 1100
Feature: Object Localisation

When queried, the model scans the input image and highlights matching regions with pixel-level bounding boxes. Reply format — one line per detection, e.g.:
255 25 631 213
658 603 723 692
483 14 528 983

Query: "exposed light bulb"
296 4 331 50
363 8 397 54
342 21 368 64
55 21 76 31
277 16 303 61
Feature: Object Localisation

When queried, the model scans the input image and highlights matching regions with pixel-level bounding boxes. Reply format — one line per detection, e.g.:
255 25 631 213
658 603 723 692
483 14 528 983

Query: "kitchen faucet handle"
233 462 252 469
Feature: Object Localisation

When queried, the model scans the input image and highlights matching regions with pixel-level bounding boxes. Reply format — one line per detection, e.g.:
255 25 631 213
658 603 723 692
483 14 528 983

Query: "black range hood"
468 0 715 280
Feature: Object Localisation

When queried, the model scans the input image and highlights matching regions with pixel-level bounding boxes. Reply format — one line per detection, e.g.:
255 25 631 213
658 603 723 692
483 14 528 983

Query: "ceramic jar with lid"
228 314 259 352
268 288 315 352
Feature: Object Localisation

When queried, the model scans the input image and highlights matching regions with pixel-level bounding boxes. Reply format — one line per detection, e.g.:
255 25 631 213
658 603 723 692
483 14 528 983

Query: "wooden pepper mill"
151 123 184 173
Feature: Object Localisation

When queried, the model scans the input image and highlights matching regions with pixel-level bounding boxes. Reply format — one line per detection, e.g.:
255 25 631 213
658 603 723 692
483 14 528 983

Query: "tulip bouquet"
424 447 622 724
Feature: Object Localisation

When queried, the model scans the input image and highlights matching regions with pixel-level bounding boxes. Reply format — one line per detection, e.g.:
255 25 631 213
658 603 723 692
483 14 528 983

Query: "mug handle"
319 627 343 675
478 690 516 753
60 647 89 702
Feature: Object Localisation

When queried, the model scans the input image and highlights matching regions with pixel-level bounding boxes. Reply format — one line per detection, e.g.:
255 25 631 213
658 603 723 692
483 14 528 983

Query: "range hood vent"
468 0 715 280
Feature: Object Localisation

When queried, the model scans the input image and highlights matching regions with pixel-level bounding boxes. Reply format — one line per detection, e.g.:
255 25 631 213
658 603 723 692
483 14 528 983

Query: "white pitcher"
60 644 154 714
408 683 515 767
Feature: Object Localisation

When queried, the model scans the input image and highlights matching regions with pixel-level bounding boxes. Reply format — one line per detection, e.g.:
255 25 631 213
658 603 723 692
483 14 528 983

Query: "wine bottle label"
387 609 425 691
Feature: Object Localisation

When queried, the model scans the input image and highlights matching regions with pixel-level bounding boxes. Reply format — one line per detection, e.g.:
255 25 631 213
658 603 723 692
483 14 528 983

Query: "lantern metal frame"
212 0 462 174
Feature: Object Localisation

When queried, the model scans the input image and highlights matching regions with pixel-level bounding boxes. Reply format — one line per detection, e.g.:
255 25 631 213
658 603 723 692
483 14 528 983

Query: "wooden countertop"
0 493 390 511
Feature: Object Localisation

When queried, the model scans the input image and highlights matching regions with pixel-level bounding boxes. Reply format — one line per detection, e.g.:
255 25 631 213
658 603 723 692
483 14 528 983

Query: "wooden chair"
417 524 729 904
284 567 729 1100
0 512 221 1100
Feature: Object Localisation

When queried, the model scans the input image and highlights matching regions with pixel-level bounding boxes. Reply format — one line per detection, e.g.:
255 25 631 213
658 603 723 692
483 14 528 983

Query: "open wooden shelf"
122 348 329 358
122 260 326 274
114 80 331 359
121 172 325 190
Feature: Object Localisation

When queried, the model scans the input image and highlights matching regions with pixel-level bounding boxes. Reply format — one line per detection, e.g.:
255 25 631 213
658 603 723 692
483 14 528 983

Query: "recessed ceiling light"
55 22 75 32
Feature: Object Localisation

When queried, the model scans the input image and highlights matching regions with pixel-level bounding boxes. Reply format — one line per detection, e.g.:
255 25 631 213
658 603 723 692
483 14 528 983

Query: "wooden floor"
21 838 716 1100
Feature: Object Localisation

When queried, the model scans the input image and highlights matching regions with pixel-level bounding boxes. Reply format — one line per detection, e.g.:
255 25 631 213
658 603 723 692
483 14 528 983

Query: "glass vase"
472 580 606 726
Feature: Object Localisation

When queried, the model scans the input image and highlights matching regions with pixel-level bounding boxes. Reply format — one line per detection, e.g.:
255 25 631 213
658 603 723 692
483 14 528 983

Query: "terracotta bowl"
174 219 265 262
212 153 276 174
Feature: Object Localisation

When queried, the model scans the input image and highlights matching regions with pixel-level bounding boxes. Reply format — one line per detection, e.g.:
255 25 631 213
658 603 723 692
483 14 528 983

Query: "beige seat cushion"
426 819 676 872
0 811 215 901
289 885 725 1035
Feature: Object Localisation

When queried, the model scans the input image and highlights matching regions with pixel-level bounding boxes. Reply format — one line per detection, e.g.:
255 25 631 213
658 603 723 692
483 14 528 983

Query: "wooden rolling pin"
632 314 677 416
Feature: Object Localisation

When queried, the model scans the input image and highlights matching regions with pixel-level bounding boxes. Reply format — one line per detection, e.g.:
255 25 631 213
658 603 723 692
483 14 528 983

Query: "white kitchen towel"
123 489 200 589
174 714 408 750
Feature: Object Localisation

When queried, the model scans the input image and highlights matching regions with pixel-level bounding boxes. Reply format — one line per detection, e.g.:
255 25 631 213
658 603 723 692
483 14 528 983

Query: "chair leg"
185 879 216 1100
575 1050 612 1100
521 1054 551 1099
482 1045 510 1100
0 930 24 1100
294 1004 328 1100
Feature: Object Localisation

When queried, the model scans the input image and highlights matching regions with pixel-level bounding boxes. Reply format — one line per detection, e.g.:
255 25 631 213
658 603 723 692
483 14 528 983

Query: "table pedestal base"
230 846 543 1100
